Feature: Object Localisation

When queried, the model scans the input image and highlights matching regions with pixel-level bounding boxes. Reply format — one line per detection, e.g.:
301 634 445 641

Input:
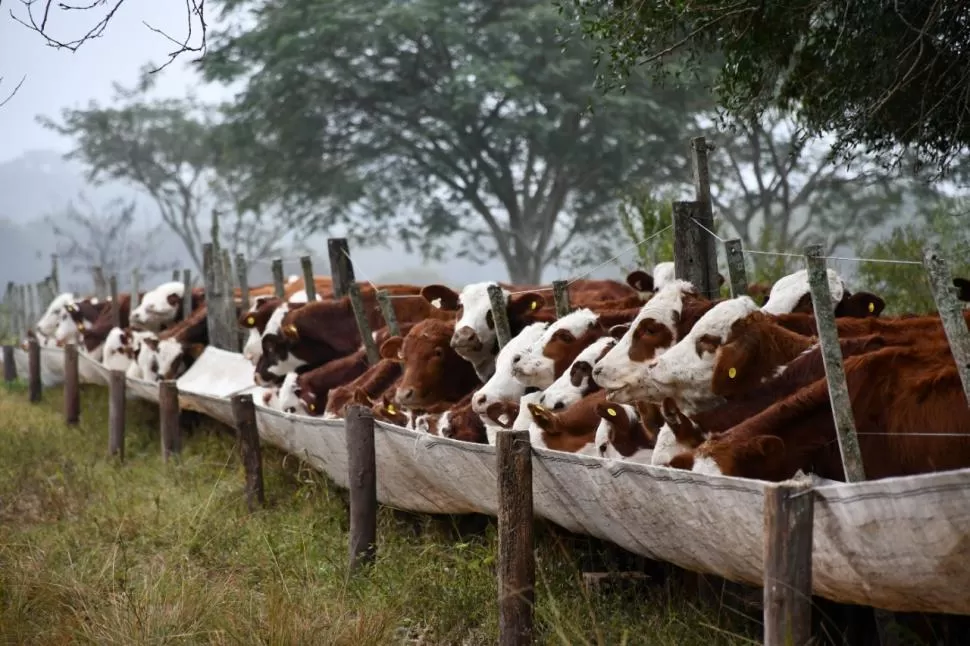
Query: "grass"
0 381 759 645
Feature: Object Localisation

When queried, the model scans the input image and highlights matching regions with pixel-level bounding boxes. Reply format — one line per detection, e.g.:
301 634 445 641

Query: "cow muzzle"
451 326 483 353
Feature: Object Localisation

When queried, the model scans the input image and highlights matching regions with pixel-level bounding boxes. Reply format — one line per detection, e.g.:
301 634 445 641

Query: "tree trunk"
504 257 543 286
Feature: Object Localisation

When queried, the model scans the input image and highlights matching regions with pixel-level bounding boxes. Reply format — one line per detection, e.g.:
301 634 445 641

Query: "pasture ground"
0 381 758 645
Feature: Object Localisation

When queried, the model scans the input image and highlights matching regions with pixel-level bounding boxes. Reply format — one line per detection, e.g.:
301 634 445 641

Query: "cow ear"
608 324 629 340
508 292 545 317
667 451 695 471
282 324 299 340
626 270 654 293
485 402 516 429
166 292 181 307
240 312 258 328
527 402 558 434
848 292 885 317
749 435 785 461
596 402 629 428
380 336 403 360
420 284 460 311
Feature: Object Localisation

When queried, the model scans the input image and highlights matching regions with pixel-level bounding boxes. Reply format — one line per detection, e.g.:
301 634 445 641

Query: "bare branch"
9 0 207 72
0 73 25 108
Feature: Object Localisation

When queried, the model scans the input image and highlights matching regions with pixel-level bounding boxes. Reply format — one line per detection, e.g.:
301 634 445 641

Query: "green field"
0 381 757 645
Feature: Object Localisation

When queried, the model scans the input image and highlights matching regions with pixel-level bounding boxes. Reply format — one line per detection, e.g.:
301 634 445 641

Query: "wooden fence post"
804 244 866 481
673 201 720 301
159 380 181 461
552 280 571 318
231 393 265 511
26 284 37 328
64 343 80 424
300 255 317 301
109 275 121 328
2 345 15 382
27 337 41 402
19 285 28 333
376 290 401 337
348 283 380 365
497 429 534 646
203 243 236 351
327 238 355 299
346 404 377 573
725 239 748 298
271 258 285 299
50 254 60 293
181 269 193 324
108 370 126 461
763 478 815 646
922 243 970 404
487 284 513 350
131 270 141 309
236 254 250 308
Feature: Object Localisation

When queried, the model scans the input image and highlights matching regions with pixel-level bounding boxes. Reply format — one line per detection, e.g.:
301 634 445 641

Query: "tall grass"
0 383 758 645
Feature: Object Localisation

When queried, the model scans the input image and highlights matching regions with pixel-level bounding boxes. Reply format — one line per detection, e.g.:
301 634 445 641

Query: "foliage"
567 0 970 177
0 385 761 644
44 195 176 289
857 199 970 316
38 80 293 272
616 186 676 272
198 0 715 283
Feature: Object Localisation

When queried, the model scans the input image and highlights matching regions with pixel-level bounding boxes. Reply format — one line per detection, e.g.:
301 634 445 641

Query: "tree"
568 0 970 177
198 0 715 283
45 195 177 290
857 198 970 316
39 81 294 271
0 73 25 108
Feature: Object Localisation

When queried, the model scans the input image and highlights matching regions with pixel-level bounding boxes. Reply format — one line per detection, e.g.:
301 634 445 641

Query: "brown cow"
528 390 608 453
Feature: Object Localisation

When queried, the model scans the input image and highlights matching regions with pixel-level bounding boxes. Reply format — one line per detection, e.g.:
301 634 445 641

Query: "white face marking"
130 281 184 329
472 322 548 415
452 281 508 356
761 268 845 315
692 455 723 476
36 293 75 337
101 328 132 372
263 303 290 338
287 290 323 304
438 410 453 437
512 309 600 389
277 372 306 414
541 337 616 412
286 275 299 285
135 334 160 382
651 423 694 466
155 339 185 380
592 280 694 401
53 311 81 346
637 296 760 413
243 328 263 364
651 262 676 291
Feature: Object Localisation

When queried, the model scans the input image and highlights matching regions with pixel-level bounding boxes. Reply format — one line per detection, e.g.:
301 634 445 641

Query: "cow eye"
434 346 445 358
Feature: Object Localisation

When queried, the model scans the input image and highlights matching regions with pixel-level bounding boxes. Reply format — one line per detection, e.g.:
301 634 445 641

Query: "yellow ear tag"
728 367 737 379
246 316 255 325
868 302 874 313
77 323 85 331
530 301 537 310
387 404 396 414
308 403 316 412
607 407 617 417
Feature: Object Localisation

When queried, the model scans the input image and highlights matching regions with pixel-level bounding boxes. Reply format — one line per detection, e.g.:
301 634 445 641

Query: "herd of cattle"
21 261 970 483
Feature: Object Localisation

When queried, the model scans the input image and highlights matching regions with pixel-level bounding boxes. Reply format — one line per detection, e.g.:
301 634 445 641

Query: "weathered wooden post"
159 380 181 461
552 280 571 318
271 258 285 299
2 345 15 382
300 255 317 301
376 290 400 337
203 243 236 351
130 270 141 309
236 254 250 308
18 285 27 333
672 201 720 301
763 478 814 646
26 284 37 328
724 239 748 298
50 254 60 293
27 337 41 402
64 343 80 424
231 393 265 511
487 284 513 350
346 404 377 573
496 429 534 646
109 275 121 328
922 243 970 404
327 238 355 299
181 269 193 323
348 283 380 365
108 370 126 461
